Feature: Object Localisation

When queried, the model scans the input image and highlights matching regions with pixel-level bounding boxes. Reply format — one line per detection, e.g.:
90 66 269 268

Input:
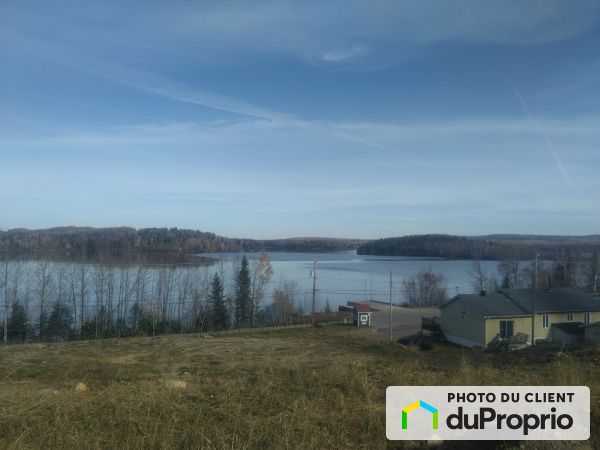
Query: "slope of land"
1 326 598 449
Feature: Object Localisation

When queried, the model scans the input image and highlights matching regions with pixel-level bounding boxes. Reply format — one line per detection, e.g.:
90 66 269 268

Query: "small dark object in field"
419 338 433 351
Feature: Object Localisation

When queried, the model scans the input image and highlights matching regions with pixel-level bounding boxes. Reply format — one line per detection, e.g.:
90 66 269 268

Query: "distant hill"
0 227 364 257
356 234 600 260
3 228 598 261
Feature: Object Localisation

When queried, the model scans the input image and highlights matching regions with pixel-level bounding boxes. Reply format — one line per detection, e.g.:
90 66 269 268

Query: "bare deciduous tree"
469 260 488 293
272 280 299 325
402 267 447 307
35 260 52 337
250 251 273 326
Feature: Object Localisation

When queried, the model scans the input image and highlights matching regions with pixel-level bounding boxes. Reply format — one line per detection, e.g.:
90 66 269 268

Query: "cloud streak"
509 80 572 186
89 61 292 122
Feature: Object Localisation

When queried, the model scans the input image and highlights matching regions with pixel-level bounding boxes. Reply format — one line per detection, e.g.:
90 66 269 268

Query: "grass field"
0 325 598 449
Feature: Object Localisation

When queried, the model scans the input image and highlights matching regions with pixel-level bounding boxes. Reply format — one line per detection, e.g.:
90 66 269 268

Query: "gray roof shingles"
503 288 600 314
444 292 529 318
442 288 600 318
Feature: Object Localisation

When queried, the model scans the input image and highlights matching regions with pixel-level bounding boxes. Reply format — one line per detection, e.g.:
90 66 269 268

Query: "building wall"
550 327 584 345
441 298 485 347
485 312 600 344
353 312 371 327
532 312 600 342
442 298 600 347
484 317 531 345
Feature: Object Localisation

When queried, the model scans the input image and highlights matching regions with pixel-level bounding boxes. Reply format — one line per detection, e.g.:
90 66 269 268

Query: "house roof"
353 304 374 313
442 292 529 318
441 288 600 318
502 288 600 314
551 322 584 334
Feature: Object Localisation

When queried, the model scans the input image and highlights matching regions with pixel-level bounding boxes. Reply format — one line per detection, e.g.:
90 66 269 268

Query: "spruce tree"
45 301 73 342
234 256 252 328
7 301 28 342
210 273 228 331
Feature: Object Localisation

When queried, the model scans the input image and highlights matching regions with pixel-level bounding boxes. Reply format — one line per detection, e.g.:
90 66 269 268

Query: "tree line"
0 227 361 258
357 234 600 261
400 251 599 309
0 252 321 344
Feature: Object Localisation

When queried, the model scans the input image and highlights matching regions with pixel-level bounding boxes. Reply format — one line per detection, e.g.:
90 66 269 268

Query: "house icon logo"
402 400 438 430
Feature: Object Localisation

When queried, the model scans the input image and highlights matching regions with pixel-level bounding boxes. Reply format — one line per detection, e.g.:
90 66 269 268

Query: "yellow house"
441 288 600 348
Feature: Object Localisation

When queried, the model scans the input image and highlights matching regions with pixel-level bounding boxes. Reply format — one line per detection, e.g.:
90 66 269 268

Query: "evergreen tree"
128 302 144 335
210 273 228 331
45 301 73 342
7 301 28 342
234 256 252 328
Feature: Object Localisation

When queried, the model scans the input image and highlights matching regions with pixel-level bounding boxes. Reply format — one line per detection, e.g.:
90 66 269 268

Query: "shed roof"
502 288 600 314
551 322 584 334
353 304 374 313
442 292 529 318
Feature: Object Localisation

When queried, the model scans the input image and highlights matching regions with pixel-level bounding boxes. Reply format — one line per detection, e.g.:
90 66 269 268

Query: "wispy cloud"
164 0 600 62
4 114 600 151
509 80 572 186
4 0 599 71
87 61 293 122
319 45 368 62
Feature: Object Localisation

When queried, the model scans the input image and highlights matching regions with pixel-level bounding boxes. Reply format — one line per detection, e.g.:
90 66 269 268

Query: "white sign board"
386 386 590 441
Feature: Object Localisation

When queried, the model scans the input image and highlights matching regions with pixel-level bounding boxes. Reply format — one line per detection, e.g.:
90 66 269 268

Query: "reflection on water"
5 250 216 266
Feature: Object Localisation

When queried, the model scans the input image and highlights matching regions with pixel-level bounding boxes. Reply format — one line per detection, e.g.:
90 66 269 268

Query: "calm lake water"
197 251 503 310
2 252 506 328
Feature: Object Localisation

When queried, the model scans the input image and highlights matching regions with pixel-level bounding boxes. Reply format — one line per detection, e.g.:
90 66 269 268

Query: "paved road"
365 301 440 341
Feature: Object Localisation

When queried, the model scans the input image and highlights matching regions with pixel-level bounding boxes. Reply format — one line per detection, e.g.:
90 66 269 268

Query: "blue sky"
1 0 600 238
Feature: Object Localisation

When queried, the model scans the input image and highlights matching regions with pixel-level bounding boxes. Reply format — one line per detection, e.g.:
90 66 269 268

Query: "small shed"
583 322 600 343
352 304 373 327
550 322 584 345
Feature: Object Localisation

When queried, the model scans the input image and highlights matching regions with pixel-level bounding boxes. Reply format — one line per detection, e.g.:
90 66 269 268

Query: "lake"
2 251 505 330
197 251 503 310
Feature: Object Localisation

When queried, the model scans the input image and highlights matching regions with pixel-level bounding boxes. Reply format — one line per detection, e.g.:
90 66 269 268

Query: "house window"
542 314 549 328
584 313 591 325
499 320 514 338
567 313 573 321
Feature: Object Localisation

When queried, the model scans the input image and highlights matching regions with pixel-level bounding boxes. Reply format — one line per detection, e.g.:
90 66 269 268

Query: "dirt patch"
107 354 139 364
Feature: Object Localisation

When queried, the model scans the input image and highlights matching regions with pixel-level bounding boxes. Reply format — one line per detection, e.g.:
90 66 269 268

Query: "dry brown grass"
0 326 599 449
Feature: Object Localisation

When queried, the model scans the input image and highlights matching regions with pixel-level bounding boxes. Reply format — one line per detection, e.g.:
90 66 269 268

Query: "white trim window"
584 312 591 325
542 314 549 329
567 313 573 321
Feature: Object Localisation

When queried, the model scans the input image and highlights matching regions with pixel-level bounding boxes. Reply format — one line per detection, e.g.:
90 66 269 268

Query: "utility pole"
3 245 8 345
531 255 538 347
370 278 373 301
389 270 393 342
364 279 367 301
311 257 317 328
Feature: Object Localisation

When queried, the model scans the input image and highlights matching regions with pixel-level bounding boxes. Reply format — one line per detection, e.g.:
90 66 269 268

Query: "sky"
1 0 600 239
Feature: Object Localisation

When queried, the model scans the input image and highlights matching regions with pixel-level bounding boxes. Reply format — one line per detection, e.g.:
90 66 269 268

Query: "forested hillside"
0 227 362 257
357 234 600 260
